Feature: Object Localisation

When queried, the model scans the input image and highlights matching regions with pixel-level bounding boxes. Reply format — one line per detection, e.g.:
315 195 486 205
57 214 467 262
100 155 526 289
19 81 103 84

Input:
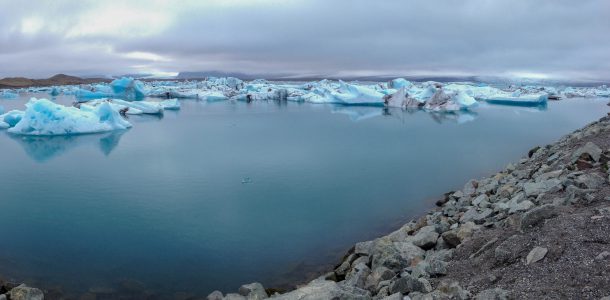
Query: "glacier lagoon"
0 92 608 298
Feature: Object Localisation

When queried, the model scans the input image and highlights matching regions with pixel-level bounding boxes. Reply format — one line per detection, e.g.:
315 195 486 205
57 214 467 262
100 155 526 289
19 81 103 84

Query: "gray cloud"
0 0 609 80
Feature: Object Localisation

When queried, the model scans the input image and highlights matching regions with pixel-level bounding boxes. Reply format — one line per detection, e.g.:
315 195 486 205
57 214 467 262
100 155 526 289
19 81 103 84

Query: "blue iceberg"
8 98 132 136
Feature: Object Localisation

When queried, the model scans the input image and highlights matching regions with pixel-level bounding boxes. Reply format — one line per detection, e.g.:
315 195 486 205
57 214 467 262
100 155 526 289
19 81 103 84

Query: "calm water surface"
0 93 607 298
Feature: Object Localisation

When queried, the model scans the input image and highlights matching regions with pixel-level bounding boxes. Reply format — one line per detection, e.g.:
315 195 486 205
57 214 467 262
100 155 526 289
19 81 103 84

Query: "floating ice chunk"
1 90 18 99
409 85 437 102
331 81 385 105
160 99 180 110
483 92 548 107
88 99 164 115
0 110 25 127
8 98 132 136
75 85 114 100
50 87 60 96
388 78 411 89
452 90 477 108
201 91 228 101
111 77 146 101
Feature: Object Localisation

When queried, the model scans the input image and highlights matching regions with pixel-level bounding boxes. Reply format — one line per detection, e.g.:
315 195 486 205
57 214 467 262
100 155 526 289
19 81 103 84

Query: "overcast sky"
0 0 608 80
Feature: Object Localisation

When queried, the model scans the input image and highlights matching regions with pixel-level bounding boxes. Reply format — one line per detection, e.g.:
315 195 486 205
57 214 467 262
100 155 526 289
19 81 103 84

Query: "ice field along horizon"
0 92 609 297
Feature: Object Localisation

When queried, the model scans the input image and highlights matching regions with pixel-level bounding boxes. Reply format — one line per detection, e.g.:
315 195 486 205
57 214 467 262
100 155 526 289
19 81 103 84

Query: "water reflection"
332 105 481 125
9 130 126 162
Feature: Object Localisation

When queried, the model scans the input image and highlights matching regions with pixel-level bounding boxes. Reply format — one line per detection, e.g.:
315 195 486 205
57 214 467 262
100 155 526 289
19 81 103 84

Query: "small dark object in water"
119 107 129 117
246 94 253 103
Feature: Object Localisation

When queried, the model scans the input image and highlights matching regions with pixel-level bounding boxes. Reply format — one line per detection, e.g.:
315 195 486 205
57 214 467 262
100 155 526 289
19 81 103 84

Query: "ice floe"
7 98 131 135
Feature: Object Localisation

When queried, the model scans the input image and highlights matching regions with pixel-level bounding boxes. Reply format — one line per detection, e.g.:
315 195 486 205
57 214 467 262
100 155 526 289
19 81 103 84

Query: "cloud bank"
0 0 608 80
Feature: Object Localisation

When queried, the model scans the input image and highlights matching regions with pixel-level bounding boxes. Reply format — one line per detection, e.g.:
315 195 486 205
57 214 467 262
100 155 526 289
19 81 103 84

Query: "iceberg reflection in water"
9 130 126 162
331 105 481 124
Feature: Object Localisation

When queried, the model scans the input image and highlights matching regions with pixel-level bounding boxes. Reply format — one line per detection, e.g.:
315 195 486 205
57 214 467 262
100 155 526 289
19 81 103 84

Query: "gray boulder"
364 266 395 292
207 290 224 300
412 226 439 249
575 173 605 189
520 204 558 230
344 263 371 289
388 274 432 294
526 246 548 264
8 285 44 300
370 238 409 272
272 279 371 300
463 180 478 196
393 241 425 263
571 142 602 163
380 293 402 300
461 208 493 224
238 282 267 299
523 178 562 197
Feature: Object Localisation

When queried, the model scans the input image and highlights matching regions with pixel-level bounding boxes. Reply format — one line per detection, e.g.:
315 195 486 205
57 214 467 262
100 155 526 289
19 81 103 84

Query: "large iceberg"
82 99 164 115
330 81 385 105
482 91 548 106
74 77 146 101
111 77 146 101
8 98 132 136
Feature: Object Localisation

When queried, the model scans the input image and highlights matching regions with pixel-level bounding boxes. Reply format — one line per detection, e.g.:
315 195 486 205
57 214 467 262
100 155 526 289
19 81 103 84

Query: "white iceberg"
8 98 132 136
482 91 548 106
85 99 164 115
330 81 385 105
160 99 181 110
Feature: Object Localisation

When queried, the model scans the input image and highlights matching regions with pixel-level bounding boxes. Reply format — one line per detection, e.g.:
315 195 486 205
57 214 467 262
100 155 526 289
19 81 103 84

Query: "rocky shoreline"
210 114 610 299
3 115 610 299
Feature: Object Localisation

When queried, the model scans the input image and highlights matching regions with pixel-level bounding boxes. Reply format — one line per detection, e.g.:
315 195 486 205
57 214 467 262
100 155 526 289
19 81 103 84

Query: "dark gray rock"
273 279 371 300
595 251 610 261
412 226 439 250
344 263 371 289
364 266 395 292
520 204 558 230
380 292 402 300
571 142 602 163
575 173 605 189
441 229 461 247
494 235 523 264
388 274 432 294
370 238 409 272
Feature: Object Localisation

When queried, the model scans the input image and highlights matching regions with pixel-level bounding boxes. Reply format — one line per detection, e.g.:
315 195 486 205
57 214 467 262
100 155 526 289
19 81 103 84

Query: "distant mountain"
0 74 108 88
176 71 292 80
